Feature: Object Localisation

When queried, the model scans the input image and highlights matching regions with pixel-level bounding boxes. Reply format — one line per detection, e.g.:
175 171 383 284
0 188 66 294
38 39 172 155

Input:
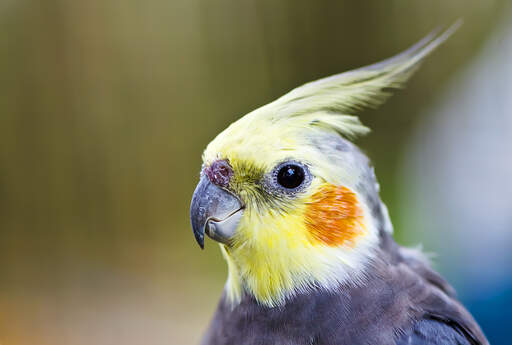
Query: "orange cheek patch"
304 184 366 247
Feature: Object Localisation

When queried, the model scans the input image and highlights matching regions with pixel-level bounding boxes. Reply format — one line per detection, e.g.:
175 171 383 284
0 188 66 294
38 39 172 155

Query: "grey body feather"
202 232 487 345
396 318 472 345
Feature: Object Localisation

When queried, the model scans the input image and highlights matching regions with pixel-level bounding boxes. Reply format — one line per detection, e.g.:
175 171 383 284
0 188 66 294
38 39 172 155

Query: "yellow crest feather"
245 21 461 140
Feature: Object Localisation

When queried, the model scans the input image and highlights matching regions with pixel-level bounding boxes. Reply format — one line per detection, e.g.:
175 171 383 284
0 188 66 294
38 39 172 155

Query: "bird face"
191 123 382 306
192 130 371 249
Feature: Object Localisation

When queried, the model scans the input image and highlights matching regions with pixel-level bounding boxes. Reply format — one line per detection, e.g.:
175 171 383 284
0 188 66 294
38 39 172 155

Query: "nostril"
205 159 233 187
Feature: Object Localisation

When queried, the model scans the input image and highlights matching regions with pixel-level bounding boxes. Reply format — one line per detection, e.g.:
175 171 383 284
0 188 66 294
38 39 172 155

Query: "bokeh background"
0 1 510 344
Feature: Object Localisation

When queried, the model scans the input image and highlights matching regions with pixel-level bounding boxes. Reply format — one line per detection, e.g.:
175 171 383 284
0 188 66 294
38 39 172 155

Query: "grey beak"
190 175 244 249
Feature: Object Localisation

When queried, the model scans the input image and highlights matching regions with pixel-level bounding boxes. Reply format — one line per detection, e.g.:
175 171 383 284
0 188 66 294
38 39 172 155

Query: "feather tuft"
261 21 462 139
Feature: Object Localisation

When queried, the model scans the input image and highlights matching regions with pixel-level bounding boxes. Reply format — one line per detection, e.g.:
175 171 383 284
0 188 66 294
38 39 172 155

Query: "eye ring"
267 160 311 195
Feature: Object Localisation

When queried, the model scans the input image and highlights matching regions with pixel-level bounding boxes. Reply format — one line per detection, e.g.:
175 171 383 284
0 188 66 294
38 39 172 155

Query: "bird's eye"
276 164 305 189
266 160 311 195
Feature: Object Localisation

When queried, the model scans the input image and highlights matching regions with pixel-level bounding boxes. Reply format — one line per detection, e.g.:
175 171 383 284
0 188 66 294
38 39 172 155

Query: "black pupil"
277 165 305 189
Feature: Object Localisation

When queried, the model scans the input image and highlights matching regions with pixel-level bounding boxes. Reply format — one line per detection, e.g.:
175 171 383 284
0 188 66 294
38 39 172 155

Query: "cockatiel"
190 23 489 345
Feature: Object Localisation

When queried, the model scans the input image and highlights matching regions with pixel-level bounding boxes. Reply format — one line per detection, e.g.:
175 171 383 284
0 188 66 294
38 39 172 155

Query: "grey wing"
396 317 478 345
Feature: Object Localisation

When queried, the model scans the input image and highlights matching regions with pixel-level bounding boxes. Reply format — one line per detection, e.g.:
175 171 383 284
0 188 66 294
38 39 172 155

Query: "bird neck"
219 230 379 308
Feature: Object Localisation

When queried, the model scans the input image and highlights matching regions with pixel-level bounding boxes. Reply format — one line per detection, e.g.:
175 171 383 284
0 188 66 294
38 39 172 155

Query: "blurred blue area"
462 280 512 345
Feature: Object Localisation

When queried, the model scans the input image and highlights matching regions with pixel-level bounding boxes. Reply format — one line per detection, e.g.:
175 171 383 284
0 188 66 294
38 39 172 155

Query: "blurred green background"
0 1 510 344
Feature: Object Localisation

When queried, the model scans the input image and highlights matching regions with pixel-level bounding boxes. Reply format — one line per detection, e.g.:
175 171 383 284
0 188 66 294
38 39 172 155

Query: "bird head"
190 25 459 307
